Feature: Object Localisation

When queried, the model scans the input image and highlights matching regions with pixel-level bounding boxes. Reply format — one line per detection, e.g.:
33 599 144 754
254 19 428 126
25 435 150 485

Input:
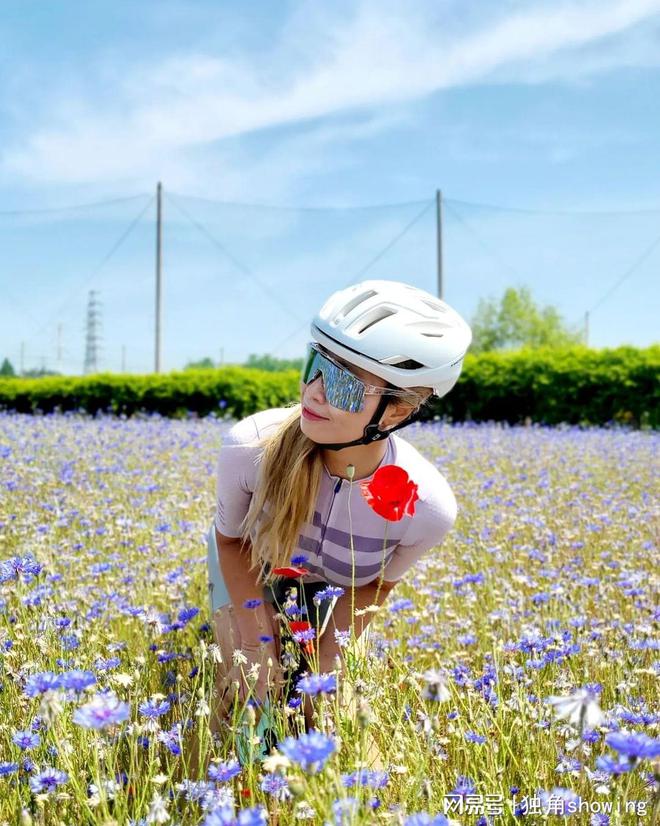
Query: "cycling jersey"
213 407 457 587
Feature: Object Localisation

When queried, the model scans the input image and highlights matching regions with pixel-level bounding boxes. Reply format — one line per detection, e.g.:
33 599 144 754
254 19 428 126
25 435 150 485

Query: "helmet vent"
334 289 377 322
421 298 447 313
394 358 425 370
408 321 447 337
350 306 396 335
382 356 426 370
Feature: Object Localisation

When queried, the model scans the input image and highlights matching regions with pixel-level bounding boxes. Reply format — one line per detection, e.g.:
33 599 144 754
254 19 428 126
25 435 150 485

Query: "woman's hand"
241 641 286 707
218 641 285 723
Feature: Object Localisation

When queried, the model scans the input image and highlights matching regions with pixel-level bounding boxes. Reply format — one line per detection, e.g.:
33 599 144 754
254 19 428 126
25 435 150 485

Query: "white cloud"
2 0 660 189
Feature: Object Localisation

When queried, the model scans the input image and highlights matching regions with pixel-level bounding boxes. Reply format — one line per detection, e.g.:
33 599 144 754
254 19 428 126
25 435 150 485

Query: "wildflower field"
0 411 658 825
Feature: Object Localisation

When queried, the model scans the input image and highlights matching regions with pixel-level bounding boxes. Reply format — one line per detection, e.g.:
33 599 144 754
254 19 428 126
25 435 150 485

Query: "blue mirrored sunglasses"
301 342 410 413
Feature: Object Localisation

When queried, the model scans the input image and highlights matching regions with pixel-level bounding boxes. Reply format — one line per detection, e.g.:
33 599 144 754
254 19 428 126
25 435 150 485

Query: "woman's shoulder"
222 406 293 447
391 433 457 515
386 436 458 548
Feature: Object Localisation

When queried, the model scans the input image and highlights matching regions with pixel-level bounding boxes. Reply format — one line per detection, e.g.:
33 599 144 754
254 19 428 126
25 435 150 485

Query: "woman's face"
299 348 392 443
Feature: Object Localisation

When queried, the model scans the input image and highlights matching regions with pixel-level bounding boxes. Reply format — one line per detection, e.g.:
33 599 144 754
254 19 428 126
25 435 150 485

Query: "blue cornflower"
284 603 306 618
202 806 235 825
12 730 40 750
72 692 130 730
236 807 268 825
341 769 389 789
138 698 171 718
94 656 121 672
178 779 215 802
291 555 309 565
389 598 414 613
243 599 263 609
157 724 182 756
605 731 660 761
334 629 350 647
260 772 290 796
314 586 345 603
538 787 581 816
448 775 476 798
208 759 241 783
28 767 68 795
61 634 80 651
403 814 449 825
0 762 20 776
23 671 61 697
296 673 337 697
590 815 610 825
277 729 336 774
178 606 200 623
465 731 487 744
59 669 97 693
292 627 316 644
330 796 360 824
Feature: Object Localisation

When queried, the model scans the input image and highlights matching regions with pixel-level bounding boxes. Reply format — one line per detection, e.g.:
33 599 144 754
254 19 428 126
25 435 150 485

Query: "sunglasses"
301 341 412 413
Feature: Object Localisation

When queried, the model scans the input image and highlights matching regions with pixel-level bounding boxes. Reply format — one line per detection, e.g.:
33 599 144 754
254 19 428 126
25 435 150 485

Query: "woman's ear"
379 400 418 430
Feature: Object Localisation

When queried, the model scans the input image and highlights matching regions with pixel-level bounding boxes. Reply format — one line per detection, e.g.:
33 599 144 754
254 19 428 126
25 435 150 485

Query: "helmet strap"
317 393 425 451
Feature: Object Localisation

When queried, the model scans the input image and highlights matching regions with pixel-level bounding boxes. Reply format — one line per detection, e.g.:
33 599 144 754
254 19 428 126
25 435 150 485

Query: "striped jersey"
214 407 457 587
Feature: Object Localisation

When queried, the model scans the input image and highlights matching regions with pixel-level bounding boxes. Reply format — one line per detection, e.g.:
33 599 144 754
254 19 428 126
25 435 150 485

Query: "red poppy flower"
360 464 419 521
272 566 309 578
288 620 314 655
240 789 252 798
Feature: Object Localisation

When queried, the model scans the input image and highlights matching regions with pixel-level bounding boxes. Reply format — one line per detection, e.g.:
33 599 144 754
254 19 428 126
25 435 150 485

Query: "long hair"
239 388 433 587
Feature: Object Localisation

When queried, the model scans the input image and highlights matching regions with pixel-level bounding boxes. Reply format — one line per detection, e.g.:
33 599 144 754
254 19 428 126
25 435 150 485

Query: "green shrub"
0 345 657 428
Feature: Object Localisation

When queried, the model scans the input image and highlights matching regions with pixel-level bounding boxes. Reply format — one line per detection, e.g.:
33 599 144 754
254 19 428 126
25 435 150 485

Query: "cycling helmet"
308 279 472 450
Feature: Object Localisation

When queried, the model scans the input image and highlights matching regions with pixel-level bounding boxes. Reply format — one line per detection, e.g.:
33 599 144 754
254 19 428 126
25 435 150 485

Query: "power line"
20 195 155 349
166 189 432 213
443 199 527 286
586 228 660 316
446 196 660 217
270 198 435 355
0 193 151 217
164 191 305 324
1 188 658 217
447 198 660 327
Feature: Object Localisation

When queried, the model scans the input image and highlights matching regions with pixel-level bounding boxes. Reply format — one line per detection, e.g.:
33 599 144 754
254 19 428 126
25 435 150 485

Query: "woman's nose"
305 374 326 402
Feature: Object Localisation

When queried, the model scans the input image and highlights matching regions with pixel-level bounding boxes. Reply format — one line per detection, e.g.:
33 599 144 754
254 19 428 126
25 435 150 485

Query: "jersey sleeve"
380 475 458 583
213 416 261 538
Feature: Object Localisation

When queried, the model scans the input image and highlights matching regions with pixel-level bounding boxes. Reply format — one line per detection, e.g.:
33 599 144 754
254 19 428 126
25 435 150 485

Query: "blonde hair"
239 387 433 587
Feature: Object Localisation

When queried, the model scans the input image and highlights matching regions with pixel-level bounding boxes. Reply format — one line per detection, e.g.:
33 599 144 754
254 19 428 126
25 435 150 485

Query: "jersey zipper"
319 478 342 565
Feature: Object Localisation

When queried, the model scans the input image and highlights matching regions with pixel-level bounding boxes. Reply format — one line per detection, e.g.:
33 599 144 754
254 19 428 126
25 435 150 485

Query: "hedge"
0 345 657 428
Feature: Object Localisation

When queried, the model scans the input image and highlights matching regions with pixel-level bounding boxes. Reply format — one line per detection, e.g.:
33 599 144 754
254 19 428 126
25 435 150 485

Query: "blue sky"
1 0 659 374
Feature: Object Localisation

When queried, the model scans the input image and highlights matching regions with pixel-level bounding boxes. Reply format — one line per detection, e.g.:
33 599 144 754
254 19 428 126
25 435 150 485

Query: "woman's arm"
215 528 274 647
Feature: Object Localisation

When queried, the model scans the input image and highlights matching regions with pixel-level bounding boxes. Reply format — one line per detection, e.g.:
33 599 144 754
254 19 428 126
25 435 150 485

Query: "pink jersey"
214 407 457 586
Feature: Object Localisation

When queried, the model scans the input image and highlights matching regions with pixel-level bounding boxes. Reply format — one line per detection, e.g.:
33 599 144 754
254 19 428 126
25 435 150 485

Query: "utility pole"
219 347 224 367
436 189 443 301
121 345 126 373
155 181 163 373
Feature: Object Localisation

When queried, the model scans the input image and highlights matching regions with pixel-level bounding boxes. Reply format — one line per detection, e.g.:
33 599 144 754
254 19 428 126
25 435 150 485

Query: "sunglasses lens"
301 344 365 412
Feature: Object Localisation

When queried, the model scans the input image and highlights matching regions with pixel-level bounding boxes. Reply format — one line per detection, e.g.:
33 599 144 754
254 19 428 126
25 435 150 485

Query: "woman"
207 279 472 738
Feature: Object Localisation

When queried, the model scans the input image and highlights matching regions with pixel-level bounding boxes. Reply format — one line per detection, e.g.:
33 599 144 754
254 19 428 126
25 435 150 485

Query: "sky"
1 0 659 374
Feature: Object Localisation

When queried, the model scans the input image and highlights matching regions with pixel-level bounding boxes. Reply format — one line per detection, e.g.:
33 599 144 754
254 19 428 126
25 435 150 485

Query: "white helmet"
311 279 472 398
